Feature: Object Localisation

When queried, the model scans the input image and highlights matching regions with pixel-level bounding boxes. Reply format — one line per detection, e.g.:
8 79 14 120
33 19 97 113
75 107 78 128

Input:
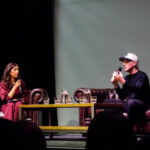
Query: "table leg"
91 105 94 119
19 107 23 120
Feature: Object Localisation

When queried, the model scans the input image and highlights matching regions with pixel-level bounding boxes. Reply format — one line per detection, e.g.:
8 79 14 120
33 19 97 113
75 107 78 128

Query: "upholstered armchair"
25 88 49 124
74 88 119 126
74 87 150 134
0 88 49 123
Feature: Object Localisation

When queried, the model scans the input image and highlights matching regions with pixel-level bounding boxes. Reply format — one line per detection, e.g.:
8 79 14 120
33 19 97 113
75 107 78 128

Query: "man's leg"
126 99 146 126
103 99 125 113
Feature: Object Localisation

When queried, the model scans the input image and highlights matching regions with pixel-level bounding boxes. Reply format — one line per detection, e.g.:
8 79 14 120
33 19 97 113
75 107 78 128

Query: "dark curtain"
0 0 57 125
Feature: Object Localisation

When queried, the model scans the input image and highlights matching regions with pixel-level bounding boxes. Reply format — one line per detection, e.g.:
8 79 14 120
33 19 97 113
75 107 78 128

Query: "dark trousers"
103 99 147 126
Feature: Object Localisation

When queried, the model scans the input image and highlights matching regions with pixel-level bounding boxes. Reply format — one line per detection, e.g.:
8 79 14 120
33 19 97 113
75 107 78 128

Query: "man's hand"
111 72 119 88
111 71 125 88
110 71 117 83
114 71 125 85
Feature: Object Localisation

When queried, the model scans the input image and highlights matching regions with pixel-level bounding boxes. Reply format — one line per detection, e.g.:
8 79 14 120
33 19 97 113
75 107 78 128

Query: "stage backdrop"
0 0 56 125
55 0 150 126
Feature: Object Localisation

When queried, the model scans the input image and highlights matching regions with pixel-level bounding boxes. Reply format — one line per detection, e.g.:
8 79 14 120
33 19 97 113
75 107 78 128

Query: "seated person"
0 118 19 150
133 135 150 150
104 53 150 126
85 110 137 150
0 62 29 122
14 120 47 150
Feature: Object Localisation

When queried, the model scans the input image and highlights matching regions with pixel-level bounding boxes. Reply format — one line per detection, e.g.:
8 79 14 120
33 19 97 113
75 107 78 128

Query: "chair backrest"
74 88 119 103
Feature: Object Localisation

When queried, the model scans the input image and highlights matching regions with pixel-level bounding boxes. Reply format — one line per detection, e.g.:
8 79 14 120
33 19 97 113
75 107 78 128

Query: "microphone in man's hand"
111 67 122 83
117 67 122 73
17 77 22 93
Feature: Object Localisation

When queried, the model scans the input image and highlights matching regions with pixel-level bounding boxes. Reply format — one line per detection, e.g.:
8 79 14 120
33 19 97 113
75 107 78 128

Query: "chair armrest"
29 88 49 104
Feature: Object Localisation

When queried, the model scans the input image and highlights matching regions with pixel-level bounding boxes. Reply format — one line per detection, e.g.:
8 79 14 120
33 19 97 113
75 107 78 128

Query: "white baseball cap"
119 53 139 62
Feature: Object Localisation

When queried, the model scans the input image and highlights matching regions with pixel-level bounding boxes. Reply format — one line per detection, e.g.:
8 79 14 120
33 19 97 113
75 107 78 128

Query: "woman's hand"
14 79 21 89
8 80 22 99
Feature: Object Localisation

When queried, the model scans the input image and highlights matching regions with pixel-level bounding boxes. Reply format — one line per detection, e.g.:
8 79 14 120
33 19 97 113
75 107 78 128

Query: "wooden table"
19 103 94 133
19 103 123 133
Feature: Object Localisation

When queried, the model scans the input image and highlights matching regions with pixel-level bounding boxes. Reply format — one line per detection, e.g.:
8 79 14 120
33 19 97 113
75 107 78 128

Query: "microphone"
17 77 22 93
117 67 122 73
111 67 122 83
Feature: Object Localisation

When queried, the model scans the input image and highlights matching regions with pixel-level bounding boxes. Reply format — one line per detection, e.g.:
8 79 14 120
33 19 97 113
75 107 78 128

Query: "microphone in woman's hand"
17 77 22 93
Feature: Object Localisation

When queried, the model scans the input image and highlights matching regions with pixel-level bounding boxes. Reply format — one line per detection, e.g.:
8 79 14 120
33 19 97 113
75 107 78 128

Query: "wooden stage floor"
45 133 86 150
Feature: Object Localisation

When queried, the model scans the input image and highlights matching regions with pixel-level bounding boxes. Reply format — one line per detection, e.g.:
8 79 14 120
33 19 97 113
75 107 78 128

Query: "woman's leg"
2 102 15 121
14 101 22 122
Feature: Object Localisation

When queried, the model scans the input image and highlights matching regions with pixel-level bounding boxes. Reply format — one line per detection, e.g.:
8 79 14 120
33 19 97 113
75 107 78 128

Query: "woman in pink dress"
0 62 29 121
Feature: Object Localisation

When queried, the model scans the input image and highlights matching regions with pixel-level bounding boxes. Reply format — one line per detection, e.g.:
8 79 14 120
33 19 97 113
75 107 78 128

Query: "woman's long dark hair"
2 62 19 89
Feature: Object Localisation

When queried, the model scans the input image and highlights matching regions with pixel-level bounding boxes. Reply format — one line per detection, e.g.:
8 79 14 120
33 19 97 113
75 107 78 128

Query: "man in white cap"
106 53 150 126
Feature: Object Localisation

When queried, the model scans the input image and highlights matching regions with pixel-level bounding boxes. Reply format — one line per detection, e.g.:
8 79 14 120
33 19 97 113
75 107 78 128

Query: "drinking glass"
43 97 50 104
91 96 97 103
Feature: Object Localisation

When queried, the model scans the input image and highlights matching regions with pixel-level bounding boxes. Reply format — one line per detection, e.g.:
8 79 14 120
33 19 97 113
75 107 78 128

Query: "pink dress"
0 81 29 122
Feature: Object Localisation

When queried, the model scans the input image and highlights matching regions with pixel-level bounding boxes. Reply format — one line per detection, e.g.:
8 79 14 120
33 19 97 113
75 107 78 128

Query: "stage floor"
45 133 86 150
45 132 147 150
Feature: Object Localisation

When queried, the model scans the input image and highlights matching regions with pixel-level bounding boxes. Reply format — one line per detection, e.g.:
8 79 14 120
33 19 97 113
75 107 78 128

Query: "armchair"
74 87 150 134
0 88 49 123
74 88 118 126
25 88 49 124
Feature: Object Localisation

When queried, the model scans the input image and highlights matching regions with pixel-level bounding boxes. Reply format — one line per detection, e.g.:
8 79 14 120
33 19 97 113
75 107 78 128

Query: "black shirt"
116 70 150 105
